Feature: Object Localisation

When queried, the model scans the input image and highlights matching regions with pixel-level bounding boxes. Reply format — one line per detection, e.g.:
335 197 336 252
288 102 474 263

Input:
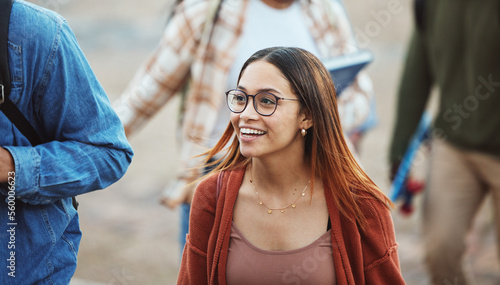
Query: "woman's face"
230 60 310 160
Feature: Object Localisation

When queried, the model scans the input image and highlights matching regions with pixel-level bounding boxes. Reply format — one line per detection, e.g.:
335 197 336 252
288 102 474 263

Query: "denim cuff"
3 146 40 198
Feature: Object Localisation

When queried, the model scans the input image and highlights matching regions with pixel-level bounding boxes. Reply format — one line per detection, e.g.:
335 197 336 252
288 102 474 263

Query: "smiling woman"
177 47 405 285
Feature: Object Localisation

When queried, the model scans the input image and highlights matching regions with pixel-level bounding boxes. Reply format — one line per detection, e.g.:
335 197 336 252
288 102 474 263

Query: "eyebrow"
237 86 282 95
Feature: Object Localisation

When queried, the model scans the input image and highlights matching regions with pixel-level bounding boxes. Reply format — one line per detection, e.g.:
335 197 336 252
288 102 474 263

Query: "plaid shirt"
114 0 373 188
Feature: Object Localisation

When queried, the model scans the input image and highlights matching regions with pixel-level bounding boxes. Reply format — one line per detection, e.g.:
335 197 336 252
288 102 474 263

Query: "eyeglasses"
225 89 300 116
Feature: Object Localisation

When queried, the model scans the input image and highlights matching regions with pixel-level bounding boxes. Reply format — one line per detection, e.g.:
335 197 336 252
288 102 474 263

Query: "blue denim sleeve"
3 18 133 204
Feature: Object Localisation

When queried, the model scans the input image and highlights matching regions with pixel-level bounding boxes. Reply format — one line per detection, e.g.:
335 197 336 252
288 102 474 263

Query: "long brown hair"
203 47 392 230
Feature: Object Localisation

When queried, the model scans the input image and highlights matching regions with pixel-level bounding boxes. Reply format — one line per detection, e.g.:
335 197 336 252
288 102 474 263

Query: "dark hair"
204 47 391 229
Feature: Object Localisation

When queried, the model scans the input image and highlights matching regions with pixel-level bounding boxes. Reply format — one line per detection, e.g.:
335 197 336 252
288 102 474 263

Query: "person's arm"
113 1 206 136
113 2 213 208
155 1 232 207
114 2 213 209
0 19 133 204
389 29 433 164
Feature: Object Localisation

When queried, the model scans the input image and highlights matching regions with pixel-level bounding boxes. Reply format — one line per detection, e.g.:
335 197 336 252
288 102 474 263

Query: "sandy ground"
25 0 500 284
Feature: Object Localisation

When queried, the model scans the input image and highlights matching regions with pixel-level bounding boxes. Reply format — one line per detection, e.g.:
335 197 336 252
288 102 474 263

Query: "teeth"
241 128 266 135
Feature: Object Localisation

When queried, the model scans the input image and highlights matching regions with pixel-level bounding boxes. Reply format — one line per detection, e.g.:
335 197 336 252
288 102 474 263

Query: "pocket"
61 214 81 258
7 41 23 104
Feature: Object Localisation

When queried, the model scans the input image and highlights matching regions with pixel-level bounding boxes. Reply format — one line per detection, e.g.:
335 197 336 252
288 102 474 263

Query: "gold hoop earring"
301 129 307 137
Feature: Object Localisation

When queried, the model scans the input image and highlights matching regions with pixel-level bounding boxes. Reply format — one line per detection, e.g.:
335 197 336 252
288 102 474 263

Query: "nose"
240 96 259 120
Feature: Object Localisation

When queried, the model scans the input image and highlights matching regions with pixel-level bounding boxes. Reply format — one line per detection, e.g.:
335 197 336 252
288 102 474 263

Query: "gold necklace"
249 172 310 214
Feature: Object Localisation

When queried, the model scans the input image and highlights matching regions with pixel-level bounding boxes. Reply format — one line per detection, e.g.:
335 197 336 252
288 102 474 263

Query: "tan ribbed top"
226 223 336 285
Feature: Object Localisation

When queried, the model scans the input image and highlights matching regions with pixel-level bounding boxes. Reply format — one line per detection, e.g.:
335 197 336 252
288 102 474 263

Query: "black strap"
0 0 13 96
0 99 42 146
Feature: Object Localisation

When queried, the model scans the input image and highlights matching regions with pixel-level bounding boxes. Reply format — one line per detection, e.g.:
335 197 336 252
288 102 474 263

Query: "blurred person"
177 46 404 284
113 0 375 254
0 0 133 283
389 0 500 283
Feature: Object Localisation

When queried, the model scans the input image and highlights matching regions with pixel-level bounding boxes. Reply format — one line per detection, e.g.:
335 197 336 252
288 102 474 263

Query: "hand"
390 160 425 215
0 147 15 183
390 160 420 188
159 178 197 210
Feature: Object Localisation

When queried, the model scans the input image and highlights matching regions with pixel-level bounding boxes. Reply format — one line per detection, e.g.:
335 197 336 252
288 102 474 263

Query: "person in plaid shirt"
113 0 375 253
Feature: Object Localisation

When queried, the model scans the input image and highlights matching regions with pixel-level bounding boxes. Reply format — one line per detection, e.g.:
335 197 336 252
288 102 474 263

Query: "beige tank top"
226 223 336 285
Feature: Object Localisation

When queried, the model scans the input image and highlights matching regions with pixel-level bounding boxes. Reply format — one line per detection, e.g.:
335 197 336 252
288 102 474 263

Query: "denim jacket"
0 1 133 283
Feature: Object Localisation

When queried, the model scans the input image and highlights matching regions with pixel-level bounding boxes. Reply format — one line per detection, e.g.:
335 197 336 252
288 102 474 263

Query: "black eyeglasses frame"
225 89 300 116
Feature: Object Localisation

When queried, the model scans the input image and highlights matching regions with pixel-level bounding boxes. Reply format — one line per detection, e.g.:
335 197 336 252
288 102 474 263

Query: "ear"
299 109 313 130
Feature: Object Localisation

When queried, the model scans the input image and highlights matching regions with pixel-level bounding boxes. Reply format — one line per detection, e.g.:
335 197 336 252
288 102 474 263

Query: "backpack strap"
0 99 42 146
0 0 13 96
0 0 42 146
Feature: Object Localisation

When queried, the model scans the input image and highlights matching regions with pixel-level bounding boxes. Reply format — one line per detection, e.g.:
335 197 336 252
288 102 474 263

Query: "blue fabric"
179 202 191 255
0 1 133 283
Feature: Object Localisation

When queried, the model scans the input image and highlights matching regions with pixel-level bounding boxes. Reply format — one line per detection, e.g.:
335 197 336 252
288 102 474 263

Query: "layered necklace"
250 169 310 214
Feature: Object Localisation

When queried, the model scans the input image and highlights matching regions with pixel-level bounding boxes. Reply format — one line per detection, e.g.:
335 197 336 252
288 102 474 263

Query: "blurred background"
26 0 499 284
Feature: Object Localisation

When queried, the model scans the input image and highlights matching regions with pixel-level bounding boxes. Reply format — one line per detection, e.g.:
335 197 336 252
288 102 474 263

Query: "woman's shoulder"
354 188 396 241
198 171 219 188
357 188 392 220
195 167 246 198
190 167 245 221
194 171 219 202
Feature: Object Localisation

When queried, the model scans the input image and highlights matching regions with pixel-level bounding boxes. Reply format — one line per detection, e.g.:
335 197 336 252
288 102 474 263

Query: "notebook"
323 50 374 95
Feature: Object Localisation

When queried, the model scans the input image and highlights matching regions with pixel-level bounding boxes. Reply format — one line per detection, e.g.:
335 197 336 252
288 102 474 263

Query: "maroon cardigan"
177 167 405 284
